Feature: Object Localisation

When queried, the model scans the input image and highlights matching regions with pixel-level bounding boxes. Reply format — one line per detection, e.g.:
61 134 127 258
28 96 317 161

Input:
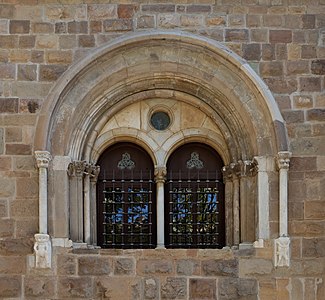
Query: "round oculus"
150 111 171 131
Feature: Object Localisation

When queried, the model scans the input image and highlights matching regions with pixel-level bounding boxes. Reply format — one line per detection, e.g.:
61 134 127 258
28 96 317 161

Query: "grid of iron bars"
166 171 223 248
99 170 223 248
100 170 155 248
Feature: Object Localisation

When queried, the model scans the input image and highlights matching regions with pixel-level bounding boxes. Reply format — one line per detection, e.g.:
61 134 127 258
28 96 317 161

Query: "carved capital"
277 151 292 170
222 162 240 181
88 164 100 182
238 160 258 177
154 166 167 183
274 236 290 267
35 151 51 169
67 161 87 177
34 233 51 269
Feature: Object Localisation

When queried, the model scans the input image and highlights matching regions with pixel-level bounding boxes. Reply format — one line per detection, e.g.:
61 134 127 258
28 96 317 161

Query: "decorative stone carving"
67 160 87 177
34 233 51 268
274 236 290 267
277 151 291 170
186 152 204 169
35 151 52 168
238 160 257 177
154 166 167 183
117 152 135 170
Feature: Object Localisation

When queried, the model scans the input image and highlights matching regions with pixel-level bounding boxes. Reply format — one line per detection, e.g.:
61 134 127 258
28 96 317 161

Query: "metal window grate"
166 171 223 248
99 170 155 248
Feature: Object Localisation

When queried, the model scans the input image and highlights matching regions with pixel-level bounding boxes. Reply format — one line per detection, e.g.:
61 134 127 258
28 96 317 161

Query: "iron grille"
166 171 224 248
99 170 155 248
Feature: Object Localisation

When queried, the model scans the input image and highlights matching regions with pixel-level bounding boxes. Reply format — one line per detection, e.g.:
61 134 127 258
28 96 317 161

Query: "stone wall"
0 0 324 299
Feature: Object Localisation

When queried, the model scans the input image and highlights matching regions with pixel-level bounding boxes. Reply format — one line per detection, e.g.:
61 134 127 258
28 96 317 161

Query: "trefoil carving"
117 152 135 170
186 152 204 169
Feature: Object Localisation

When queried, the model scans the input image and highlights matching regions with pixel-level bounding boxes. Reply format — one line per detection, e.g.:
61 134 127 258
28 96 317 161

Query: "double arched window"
96 142 225 249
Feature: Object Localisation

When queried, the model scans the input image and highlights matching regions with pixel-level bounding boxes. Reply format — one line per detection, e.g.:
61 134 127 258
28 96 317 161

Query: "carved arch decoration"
34 31 289 251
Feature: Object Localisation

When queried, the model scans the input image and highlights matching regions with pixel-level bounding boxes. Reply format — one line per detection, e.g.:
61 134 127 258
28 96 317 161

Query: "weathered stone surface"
307 109 325 122
136 15 155 29
0 98 18 113
57 255 76 275
0 63 15 80
0 238 33 256
9 20 30 34
97 277 142 300
0 4 14 19
103 19 133 31
78 34 95 47
0 219 13 238
32 22 54 33
137 259 173 275
0 256 26 274
243 44 261 61
300 77 321 92
260 61 283 77
142 4 175 13
118 4 137 19
225 29 249 42
269 30 292 43
0 178 15 197
114 257 135 275
24 276 55 298
239 259 273 276
290 221 325 237
161 277 187 299
39 64 67 81
144 277 159 299
67 21 87 34
88 4 117 19
78 256 111 275
176 259 200 276
218 278 258 300
202 259 238 277
302 238 325 257
58 277 93 298
189 278 216 300
19 35 35 48
0 276 21 298
311 60 325 75
17 64 37 81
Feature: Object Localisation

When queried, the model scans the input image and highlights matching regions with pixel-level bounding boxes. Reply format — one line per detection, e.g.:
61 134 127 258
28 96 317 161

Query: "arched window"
165 143 225 248
96 143 156 248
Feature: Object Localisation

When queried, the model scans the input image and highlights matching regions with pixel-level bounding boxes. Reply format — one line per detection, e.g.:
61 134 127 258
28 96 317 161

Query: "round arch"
35 30 288 163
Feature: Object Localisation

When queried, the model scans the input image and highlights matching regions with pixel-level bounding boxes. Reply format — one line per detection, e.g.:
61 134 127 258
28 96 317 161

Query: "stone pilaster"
155 166 167 249
67 160 87 243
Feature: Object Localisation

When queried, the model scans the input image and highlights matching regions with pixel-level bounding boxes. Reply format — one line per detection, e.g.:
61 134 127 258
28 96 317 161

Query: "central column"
155 166 167 249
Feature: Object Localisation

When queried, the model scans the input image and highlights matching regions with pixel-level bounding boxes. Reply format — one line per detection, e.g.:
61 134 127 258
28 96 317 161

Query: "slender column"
238 160 257 243
253 156 272 247
35 151 51 234
222 167 234 247
155 167 166 249
232 167 240 246
83 164 91 244
90 165 100 245
67 161 86 242
277 151 291 237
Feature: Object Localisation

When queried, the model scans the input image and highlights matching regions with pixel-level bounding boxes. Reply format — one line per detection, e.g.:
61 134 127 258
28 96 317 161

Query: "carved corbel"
274 236 290 267
34 233 51 268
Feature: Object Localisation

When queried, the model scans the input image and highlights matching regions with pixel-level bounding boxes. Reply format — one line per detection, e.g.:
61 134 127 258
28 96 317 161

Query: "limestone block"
189 278 216 300
9 20 30 34
202 259 238 277
176 259 201 276
218 278 258 300
144 277 159 300
57 255 77 275
0 4 14 19
58 277 93 299
36 35 58 49
158 14 180 29
137 15 155 29
161 277 187 299
88 4 117 19
16 177 38 198
114 257 135 275
96 277 142 300
0 178 15 197
78 256 111 275
39 65 68 82
269 30 292 43
239 258 273 276
0 64 15 80
45 5 87 20
118 4 138 19
24 276 55 298
0 256 26 274
0 35 18 48
32 22 54 34
0 219 13 238
137 259 173 275
0 276 21 298
0 238 33 256
302 238 325 258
